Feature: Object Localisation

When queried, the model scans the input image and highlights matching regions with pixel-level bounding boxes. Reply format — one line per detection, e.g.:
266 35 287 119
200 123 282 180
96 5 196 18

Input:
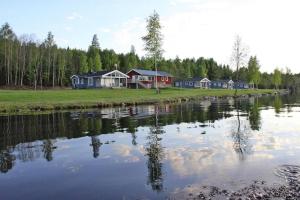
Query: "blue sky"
1 0 170 49
1 0 300 72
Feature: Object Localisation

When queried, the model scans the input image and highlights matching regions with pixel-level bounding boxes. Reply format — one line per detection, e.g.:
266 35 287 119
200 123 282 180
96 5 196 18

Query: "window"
185 81 188 86
189 81 193 86
165 77 168 81
218 83 221 87
88 77 93 86
81 78 84 84
161 77 164 81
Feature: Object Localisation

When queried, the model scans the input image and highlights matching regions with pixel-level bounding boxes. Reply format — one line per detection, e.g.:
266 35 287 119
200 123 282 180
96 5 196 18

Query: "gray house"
211 79 234 89
174 77 211 89
71 70 129 89
234 81 250 89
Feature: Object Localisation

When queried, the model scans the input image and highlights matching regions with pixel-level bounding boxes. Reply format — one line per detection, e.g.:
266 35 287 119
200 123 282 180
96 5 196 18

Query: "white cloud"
80 0 300 73
64 26 72 31
111 17 146 54
99 27 111 33
161 0 300 72
66 12 83 21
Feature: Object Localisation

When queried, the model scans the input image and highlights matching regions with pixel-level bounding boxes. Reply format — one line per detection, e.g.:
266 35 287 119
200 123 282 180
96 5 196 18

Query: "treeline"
0 22 299 89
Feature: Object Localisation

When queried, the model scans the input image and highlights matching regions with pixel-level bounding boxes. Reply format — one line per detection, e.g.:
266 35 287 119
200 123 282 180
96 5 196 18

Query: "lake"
1 94 300 199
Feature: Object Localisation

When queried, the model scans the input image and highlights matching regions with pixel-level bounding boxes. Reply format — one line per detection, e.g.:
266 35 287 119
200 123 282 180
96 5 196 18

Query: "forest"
0 22 299 90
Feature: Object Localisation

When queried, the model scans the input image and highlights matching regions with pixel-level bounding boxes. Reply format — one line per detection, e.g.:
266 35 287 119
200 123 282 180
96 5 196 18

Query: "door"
96 78 101 87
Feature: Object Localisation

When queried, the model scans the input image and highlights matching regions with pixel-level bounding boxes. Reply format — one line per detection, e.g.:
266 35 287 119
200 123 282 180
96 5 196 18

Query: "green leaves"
273 68 282 89
87 35 102 72
142 11 164 65
247 56 261 88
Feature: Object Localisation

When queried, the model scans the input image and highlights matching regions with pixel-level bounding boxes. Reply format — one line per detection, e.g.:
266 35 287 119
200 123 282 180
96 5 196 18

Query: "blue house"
211 79 234 89
234 81 250 89
174 77 211 88
71 70 129 89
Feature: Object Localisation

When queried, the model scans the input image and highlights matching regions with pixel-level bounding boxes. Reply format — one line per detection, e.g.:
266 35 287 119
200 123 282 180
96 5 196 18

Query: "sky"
1 0 300 73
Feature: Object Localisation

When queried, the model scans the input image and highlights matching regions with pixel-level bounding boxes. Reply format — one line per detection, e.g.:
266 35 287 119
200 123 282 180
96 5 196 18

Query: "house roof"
71 70 128 78
234 81 249 84
129 68 173 77
175 77 210 82
78 70 110 77
211 79 234 84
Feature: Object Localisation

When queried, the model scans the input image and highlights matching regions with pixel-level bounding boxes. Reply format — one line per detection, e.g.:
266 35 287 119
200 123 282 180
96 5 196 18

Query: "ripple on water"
274 165 300 182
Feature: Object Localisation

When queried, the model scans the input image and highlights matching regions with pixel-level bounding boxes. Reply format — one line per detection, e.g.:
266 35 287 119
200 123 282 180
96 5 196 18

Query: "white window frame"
88 77 93 86
161 77 164 81
165 77 168 81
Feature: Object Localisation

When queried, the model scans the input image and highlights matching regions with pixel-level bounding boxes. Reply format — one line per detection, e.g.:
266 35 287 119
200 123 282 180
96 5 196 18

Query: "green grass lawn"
0 88 275 114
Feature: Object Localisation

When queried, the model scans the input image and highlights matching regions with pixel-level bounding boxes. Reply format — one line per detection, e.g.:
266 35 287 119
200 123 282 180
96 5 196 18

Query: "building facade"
127 69 173 88
234 81 250 89
211 80 235 89
174 77 211 88
71 70 129 89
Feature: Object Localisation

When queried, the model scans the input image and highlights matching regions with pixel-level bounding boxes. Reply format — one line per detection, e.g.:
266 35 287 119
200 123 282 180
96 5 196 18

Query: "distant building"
71 70 129 89
127 68 173 88
211 79 234 89
234 81 250 89
174 77 211 89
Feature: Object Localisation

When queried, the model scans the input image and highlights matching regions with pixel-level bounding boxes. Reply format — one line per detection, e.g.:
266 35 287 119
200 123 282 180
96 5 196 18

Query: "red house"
127 69 173 88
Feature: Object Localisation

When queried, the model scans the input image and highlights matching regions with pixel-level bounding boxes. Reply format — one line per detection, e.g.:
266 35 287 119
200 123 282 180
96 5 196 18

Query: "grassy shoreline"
0 88 277 114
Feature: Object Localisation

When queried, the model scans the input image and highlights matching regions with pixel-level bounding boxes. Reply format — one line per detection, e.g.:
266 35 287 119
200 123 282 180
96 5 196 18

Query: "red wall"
127 70 172 84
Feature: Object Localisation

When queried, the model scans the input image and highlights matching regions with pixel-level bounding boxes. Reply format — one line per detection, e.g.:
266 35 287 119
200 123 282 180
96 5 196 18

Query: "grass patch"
0 88 275 114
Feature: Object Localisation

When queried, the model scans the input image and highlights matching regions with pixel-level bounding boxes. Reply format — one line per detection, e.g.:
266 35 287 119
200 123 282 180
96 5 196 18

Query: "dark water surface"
1 94 300 199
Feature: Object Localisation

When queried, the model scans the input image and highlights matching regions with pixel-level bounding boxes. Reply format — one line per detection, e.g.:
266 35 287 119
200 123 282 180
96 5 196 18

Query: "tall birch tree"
231 35 248 96
142 11 163 93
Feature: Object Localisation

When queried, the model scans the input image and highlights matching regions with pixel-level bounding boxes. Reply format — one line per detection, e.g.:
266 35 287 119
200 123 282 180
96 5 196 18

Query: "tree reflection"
248 97 261 131
274 96 283 114
42 139 56 161
0 149 16 173
90 136 102 158
232 100 252 161
0 95 294 173
145 106 165 192
120 117 138 146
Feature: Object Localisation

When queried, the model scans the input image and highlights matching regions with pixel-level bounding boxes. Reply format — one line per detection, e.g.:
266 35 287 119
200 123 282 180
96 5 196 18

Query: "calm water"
1 94 300 199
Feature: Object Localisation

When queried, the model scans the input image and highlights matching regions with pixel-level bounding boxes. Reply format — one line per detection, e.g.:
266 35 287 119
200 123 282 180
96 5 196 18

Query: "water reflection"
248 97 261 130
146 110 165 192
90 136 102 158
274 95 283 114
0 149 15 173
0 96 284 173
231 100 252 161
1 94 300 199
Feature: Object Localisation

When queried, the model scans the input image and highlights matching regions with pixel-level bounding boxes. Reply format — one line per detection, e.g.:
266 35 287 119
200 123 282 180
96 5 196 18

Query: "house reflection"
0 95 293 173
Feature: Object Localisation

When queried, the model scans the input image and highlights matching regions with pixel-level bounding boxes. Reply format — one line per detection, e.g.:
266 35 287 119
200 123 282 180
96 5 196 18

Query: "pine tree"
91 34 100 49
87 34 102 72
